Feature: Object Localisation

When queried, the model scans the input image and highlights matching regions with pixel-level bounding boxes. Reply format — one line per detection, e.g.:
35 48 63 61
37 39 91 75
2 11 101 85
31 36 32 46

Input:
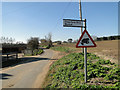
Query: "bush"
37 49 44 54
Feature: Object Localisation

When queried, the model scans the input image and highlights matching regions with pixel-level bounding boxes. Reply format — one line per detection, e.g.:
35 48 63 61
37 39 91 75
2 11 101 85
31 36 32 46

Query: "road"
1 49 56 88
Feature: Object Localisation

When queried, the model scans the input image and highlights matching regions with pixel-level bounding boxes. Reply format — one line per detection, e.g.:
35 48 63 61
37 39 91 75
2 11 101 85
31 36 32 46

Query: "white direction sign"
76 30 96 48
63 19 84 27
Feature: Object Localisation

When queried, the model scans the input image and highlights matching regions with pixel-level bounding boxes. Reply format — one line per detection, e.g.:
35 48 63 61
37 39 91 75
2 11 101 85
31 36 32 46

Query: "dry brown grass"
88 40 118 64
55 40 119 64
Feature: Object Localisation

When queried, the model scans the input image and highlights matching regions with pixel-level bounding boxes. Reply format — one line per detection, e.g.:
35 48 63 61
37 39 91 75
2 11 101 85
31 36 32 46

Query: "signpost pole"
84 47 87 83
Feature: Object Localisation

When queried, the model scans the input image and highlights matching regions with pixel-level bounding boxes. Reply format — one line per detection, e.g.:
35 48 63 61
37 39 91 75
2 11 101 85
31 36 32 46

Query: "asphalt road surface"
1 49 55 88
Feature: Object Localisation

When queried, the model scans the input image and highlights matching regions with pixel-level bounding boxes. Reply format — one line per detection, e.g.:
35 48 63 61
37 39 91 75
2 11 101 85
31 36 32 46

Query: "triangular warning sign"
76 30 96 48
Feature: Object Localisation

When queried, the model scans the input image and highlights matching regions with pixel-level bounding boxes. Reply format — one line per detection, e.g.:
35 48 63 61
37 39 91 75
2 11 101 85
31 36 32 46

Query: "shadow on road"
19 57 49 63
0 73 13 80
2 57 57 68
18 57 57 65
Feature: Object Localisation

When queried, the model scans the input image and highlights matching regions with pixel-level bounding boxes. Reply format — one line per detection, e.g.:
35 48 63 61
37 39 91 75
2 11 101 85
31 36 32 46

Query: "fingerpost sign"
63 19 84 28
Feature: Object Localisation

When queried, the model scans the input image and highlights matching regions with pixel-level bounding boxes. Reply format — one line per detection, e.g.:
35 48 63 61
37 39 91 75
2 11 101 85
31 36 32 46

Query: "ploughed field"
54 40 119 64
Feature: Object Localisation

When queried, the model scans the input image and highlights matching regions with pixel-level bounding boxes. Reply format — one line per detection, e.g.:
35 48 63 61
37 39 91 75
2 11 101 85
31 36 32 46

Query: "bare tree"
48 33 52 41
47 32 52 47
9 37 15 44
0 37 5 43
43 32 52 47
0 36 15 44
44 35 47 41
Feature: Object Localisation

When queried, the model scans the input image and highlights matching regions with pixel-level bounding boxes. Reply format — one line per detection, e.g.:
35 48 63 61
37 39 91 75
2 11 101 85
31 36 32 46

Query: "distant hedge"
96 35 120 41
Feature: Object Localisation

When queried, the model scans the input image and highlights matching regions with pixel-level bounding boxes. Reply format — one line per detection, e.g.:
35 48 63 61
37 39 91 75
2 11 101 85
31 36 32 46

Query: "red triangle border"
76 30 96 48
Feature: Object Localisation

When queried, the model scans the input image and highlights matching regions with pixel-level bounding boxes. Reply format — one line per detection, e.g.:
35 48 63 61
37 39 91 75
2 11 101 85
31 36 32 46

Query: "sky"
2 2 118 43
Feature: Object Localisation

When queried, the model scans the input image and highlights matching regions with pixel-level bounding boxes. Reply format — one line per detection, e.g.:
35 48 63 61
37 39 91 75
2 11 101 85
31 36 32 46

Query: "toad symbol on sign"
81 38 89 45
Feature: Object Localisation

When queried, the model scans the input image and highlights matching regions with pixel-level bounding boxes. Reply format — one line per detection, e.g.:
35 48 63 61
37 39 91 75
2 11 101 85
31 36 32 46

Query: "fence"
2 52 18 62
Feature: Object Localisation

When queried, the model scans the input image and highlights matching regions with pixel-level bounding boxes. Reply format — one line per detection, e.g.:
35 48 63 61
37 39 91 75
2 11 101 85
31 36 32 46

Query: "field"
54 40 119 64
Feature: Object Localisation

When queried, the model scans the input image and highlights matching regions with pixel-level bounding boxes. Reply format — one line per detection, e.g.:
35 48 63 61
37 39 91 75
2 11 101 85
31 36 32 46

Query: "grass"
25 49 43 56
43 53 120 89
33 49 44 55
40 45 50 49
51 46 75 53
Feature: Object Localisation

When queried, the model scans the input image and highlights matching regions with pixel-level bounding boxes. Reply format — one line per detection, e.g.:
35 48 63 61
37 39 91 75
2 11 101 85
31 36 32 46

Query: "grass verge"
43 53 120 89
51 46 75 53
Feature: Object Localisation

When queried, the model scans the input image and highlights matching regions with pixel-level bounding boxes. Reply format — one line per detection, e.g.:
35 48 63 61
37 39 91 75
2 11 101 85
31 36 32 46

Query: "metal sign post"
84 47 87 83
84 19 87 83
76 19 97 83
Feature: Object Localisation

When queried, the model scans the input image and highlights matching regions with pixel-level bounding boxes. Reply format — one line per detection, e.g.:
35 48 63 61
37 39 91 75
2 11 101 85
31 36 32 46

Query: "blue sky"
2 2 118 43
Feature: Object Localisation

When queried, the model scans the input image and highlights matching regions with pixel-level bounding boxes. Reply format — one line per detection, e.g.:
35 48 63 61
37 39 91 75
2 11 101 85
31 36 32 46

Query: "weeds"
45 53 120 88
51 46 75 53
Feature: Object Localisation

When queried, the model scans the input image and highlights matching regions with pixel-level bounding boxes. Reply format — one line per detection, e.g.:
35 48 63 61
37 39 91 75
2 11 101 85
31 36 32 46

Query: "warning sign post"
76 29 96 83
63 18 97 83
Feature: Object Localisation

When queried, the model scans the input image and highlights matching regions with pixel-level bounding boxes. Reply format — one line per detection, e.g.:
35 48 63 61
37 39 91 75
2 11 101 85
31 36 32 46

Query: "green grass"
45 53 120 88
25 49 44 56
40 45 50 49
33 49 43 55
51 46 75 53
